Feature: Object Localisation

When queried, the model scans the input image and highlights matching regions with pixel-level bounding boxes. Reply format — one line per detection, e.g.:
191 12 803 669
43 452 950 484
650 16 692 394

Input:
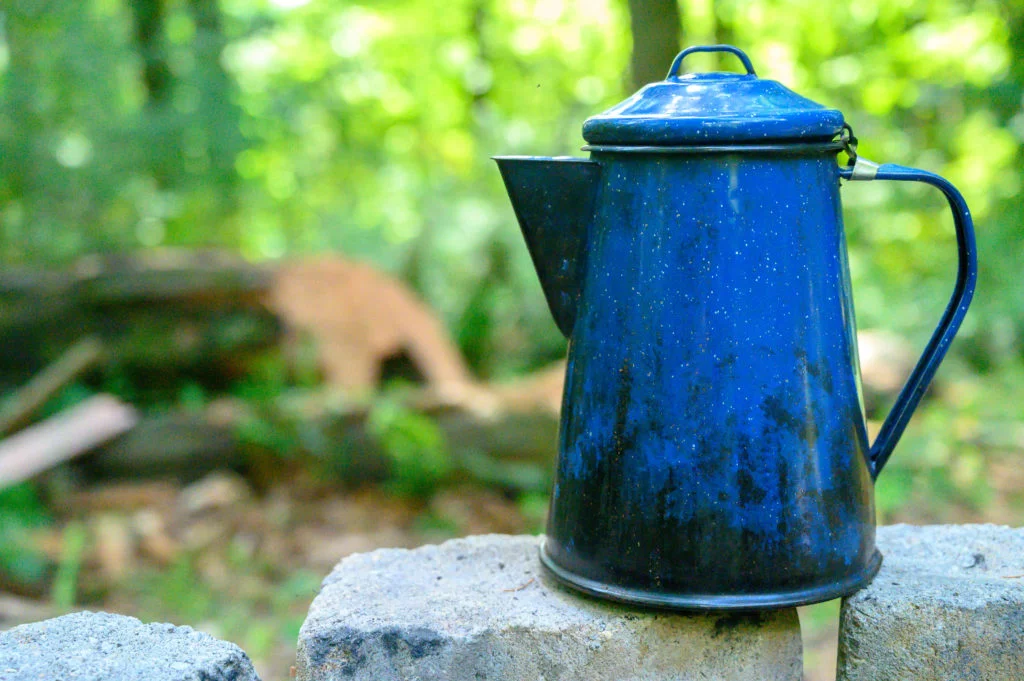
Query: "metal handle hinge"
849 157 880 181
838 122 879 180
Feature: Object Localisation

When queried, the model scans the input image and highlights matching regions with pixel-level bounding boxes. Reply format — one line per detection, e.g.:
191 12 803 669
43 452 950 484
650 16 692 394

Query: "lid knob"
666 45 757 79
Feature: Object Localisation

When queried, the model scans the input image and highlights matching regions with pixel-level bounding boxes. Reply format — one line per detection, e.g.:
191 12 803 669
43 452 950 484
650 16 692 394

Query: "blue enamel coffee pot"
495 45 977 610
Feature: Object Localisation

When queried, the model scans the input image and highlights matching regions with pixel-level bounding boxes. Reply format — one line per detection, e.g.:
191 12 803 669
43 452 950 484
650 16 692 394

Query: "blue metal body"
494 46 977 610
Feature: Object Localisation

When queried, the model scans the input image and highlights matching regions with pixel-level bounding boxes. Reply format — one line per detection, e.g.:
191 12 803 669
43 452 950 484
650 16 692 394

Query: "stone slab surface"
838 524 1024 681
297 534 802 681
0 611 259 681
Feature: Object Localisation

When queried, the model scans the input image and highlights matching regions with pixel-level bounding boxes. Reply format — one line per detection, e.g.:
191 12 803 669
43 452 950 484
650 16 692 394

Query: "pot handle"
840 158 978 479
667 45 757 78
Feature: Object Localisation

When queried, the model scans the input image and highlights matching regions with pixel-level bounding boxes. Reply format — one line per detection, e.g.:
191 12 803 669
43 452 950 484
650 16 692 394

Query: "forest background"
4 0 1023 377
1 1 1022 680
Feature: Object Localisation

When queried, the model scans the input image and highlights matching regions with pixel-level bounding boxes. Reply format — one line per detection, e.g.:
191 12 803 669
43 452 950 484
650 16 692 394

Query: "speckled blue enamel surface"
544 149 877 598
582 73 845 146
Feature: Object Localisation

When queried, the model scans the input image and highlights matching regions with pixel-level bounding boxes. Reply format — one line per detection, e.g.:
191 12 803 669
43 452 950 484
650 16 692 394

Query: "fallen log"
0 250 281 390
86 408 239 481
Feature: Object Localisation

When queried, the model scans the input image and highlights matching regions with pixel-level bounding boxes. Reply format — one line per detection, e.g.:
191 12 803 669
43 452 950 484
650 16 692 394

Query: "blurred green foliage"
4 0 1019 380
367 397 451 497
50 521 88 611
0 483 51 586
128 554 320 664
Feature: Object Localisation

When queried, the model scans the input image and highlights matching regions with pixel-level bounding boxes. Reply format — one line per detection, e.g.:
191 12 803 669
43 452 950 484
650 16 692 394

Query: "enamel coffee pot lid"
582 45 845 147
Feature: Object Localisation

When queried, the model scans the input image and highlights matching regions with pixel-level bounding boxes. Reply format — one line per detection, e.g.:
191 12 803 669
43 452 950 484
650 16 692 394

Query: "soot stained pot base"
540 544 883 611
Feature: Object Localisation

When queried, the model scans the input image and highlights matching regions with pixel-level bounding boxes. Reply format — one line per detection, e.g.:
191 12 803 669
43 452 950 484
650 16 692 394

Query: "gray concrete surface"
0 611 259 681
837 524 1024 681
297 534 802 681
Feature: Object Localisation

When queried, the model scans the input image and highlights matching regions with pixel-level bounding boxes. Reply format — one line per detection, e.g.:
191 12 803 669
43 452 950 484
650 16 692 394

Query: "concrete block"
0 611 259 681
837 524 1024 681
297 534 802 681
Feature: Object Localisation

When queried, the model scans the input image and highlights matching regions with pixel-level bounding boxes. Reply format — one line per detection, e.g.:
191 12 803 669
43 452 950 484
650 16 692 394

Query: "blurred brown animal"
267 256 473 392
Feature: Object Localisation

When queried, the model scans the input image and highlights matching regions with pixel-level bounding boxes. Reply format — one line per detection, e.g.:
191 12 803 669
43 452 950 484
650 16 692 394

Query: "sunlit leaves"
0 0 1021 374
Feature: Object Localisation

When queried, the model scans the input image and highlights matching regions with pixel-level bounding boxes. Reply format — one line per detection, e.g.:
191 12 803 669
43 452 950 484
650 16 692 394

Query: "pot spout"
493 156 601 338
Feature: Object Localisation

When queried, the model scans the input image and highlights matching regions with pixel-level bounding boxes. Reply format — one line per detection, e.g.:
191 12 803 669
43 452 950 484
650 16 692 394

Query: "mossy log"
0 251 281 392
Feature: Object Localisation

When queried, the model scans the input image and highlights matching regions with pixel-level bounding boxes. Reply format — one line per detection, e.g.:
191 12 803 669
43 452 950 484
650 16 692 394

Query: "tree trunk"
130 0 172 107
626 0 682 90
183 0 247 240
